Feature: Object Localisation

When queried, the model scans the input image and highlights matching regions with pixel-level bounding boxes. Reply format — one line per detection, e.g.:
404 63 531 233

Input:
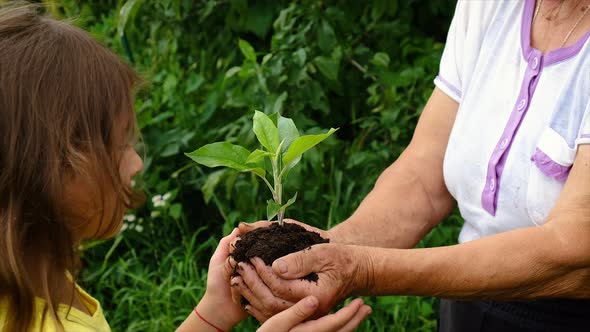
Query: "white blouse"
435 0 590 243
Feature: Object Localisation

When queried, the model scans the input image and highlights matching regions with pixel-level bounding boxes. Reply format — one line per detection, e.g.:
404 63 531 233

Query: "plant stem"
272 153 284 226
277 186 285 226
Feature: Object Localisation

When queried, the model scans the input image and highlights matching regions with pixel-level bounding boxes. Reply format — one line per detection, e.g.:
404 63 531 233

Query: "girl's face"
65 143 143 241
119 144 144 204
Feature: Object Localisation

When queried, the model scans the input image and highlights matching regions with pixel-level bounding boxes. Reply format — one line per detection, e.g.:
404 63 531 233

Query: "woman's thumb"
271 251 313 279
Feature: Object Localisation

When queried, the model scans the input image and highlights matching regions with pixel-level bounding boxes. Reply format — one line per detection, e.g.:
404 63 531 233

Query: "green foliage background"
47 0 460 330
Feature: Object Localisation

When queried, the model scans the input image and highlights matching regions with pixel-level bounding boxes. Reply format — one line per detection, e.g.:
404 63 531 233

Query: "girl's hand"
199 228 248 329
256 296 371 332
177 228 247 332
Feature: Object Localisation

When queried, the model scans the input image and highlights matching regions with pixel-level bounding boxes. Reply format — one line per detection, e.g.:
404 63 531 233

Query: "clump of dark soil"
231 222 329 282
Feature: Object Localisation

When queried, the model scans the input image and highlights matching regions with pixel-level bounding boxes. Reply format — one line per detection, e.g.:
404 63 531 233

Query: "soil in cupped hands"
231 222 329 282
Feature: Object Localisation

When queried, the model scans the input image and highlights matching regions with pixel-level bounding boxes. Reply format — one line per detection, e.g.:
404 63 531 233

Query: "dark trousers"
438 298 590 332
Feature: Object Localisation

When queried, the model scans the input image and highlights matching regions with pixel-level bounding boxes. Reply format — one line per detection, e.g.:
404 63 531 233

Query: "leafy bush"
46 0 458 330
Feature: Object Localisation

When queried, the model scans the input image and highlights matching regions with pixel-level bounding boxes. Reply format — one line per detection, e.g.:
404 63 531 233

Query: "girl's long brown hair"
0 2 140 330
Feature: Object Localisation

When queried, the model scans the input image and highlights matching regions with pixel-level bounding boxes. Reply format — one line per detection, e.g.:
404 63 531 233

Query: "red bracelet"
194 307 225 332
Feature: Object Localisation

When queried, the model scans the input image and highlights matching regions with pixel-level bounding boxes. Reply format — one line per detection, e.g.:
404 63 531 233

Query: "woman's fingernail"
276 260 288 273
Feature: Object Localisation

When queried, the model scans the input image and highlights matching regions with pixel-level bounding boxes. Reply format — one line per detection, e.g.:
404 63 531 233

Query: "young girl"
0 3 370 331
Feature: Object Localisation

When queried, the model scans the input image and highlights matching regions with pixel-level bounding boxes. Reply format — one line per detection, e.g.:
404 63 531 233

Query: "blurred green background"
44 0 461 330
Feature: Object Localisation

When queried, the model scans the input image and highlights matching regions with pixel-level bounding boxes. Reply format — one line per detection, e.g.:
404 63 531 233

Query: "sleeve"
575 101 590 148
433 1 469 103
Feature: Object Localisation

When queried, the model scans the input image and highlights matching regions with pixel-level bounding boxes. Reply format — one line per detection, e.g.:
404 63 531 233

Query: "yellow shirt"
0 283 111 332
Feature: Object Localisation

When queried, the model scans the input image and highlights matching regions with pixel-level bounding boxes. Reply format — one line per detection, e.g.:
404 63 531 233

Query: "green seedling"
186 111 337 226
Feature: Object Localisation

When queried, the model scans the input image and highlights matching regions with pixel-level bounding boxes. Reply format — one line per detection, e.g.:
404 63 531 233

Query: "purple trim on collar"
522 0 590 66
530 148 571 181
545 30 590 64
521 0 535 59
581 134 590 139
435 74 462 99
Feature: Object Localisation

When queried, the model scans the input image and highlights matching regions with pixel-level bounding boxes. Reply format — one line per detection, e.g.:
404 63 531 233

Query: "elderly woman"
229 0 590 330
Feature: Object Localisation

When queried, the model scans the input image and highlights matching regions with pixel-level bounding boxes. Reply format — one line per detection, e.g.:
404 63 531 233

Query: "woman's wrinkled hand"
230 243 373 321
225 219 341 313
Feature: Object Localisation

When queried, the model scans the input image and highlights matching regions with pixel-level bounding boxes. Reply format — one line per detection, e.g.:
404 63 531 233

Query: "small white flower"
151 211 161 218
121 223 129 231
151 195 163 204
152 193 170 207
135 225 144 233
131 180 136 188
123 214 136 222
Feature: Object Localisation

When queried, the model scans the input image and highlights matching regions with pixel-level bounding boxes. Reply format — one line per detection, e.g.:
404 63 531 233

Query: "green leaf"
293 48 307 67
266 200 281 221
117 0 144 37
238 39 256 62
250 167 266 178
201 170 226 203
371 52 390 68
224 66 242 79
160 143 179 157
277 114 299 153
185 142 253 172
238 62 256 79
162 74 178 101
269 111 300 153
313 56 339 82
169 203 182 220
262 53 273 65
253 111 280 154
371 0 389 20
272 91 288 115
242 2 274 38
317 19 336 52
246 149 271 164
283 128 338 167
185 73 205 94
280 192 297 212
